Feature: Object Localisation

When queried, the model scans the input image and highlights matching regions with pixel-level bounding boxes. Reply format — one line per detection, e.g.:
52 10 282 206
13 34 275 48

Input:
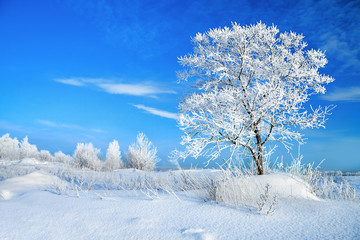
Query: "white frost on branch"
174 22 334 174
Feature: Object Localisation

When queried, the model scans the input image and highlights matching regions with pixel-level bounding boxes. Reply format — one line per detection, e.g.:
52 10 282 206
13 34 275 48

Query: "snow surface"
0 160 359 240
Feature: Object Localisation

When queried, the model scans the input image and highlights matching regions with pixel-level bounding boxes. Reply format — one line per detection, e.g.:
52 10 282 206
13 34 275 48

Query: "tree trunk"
255 149 264 175
254 129 264 175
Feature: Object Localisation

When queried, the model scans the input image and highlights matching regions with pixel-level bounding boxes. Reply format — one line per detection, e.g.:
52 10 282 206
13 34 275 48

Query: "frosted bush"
20 136 39 159
54 151 73 164
126 132 159 171
38 150 54 162
198 168 260 209
257 184 278 216
0 161 38 181
104 140 123 171
0 133 20 160
305 170 356 201
174 168 274 214
279 154 357 201
73 143 102 171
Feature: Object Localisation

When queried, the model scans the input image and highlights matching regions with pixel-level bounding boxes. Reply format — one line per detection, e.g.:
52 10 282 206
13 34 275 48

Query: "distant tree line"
0 132 159 171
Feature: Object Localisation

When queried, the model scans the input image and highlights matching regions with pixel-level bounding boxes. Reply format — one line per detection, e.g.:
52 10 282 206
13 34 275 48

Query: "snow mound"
0 171 66 200
246 173 318 200
214 172 319 209
18 158 43 165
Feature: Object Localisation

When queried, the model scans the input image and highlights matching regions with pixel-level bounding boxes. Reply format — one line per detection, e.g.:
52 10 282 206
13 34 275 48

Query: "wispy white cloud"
36 120 59 127
98 83 176 96
321 87 360 102
61 0 181 57
290 0 360 73
0 120 26 133
37 120 107 133
37 119 84 130
90 128 108 134
318 31 360 72
54 78 86 86
55 78 176 97
133 104 178 120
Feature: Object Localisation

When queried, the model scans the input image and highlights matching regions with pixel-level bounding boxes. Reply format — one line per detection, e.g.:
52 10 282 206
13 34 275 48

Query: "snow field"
1 185 359 239
0 159 359 239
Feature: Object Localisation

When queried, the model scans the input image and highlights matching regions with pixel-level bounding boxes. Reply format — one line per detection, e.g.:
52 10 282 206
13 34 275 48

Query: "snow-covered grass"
0 158 359 239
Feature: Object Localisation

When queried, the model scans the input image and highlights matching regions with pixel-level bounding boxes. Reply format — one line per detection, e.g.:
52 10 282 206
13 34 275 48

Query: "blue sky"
0 0 359 171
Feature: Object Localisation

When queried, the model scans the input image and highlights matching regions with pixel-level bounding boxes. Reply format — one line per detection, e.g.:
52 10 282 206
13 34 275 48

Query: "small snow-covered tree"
0 133 20 160
38 150 54 162
73 143 102 171
126 132 159 171
20 136 39 159
104 140 123 171
54 151 73 164
175 22 334 175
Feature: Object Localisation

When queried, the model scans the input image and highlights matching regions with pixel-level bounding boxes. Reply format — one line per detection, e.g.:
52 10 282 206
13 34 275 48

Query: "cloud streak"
98 83 176 96
0 120 26 133
287 0 360 73
55 78 176 97
37 120 107 133
54 78 86 86
133 104 178 120
321 87 360 102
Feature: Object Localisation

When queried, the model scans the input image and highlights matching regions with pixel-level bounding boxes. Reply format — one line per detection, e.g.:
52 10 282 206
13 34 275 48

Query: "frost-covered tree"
54 151 73 164
38 150 54 162
73 143 102 171
20 136 39 159
175 22 334 175
126 132 159 171
0 133 20 160
104 140 123 171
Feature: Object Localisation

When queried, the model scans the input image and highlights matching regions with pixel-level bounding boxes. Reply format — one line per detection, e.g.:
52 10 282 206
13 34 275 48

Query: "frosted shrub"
20 136 39 159
126 132 159 171
308 173 356 201
104 140 123 171
54 151 73 164
73 143 102 171
283 156 357 201
0 133 20 160
257 184 278 216
202 169 258 208
178 168 277 214
38 150 54 162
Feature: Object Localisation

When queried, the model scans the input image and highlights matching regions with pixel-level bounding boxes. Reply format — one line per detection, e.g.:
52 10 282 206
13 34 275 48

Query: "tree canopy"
174 22 334 175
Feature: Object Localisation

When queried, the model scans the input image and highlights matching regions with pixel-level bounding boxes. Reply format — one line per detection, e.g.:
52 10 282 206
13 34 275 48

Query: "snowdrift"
0 171 66 200
246 173 318 200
